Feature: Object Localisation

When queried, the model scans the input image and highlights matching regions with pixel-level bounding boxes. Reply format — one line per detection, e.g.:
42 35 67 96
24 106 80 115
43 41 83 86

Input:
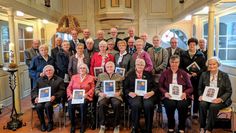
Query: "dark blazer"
55 51 70 79
114 52 132 74
198 70 232 106
107 37 122 51
24 47 39 67
31 75 65 103
143 42 153 51
79 38 86 45
166 47 183 66
51 47 62 60
68 54 90 77
124 70 157 98
123 36 140 43
69 39 86 54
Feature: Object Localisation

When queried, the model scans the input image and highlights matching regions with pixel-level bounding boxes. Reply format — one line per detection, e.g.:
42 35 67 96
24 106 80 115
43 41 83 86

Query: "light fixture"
184 15 192 20
42 19 49 24
16 11 24 16
25 27 33 32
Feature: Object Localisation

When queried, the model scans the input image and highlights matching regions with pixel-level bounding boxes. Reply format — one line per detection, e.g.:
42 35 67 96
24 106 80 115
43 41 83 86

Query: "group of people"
24 26 232 133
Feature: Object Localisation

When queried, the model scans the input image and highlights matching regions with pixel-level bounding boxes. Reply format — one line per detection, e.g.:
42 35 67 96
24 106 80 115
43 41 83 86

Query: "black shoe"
47 122 53 132
40 124 47 132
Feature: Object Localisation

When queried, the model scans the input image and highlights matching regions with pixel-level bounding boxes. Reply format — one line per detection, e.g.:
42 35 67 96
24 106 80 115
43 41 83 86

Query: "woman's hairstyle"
98 40 108 47
86 37 94 44
77 63 89 73
76 44 85 49
39 44 49 50
107 39 115 45
43 65 55 73
169 55 180 62
187 37 198 45
117 40 127 47
135 58 146 66
206 56 221 67
105 61 115 68
152 35 161 40
135 39 144 46
62 40 70 46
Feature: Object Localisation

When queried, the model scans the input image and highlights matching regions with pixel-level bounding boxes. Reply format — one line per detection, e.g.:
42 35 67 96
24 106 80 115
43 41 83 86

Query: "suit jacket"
79 38 86 45
24 47 39 67
143 42 153 51
123 36 140 43
198 70 232 106
51 47 62 60
166 47 183 61
69 39 86 54
114 52 132 74
68 54 90 77
107 37 122 51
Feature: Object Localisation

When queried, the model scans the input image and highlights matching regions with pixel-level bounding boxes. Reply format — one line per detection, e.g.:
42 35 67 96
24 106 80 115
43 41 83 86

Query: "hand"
144 91 154 99
67 95 73 100
50 96 56 102
212 98 223 104
164 92 171 99
187 73 192 78
40 72 45 77
191 72 197 77
181 93 186 100
198 96 203 101
35 97 39 104
128 92 137 98
84 94 88 99
99 92 107 98
114 92 120 97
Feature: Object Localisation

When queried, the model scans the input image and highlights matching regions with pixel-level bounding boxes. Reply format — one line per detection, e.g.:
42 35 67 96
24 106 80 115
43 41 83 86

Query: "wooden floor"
0 96 231 133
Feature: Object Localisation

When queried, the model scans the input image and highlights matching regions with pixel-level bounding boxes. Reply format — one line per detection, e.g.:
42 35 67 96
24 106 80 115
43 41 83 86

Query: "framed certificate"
72 89 85 104
115 67 125 77
169 84 182 101
135 79 147 96
38 87 51 103
186 61 200 72
103 80 116 97
94 67 104 77
202 86 219 103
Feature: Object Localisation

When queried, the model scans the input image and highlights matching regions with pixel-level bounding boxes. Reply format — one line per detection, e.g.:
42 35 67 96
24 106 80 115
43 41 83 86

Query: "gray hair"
98 40 107 47
105 61 115 68
77 63 89 73
43 65 55 73
206 56 221 67
135 58 146 66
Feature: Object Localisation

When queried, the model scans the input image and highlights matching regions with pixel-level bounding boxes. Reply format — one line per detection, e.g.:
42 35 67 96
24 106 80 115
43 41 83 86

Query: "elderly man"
51 37 63 60
107 27 122 51
124 26 140 43
140 32 153 51
198 38 208 59
79 28 91 45
94 30 106 51
126 38 136 55
69 29 81 53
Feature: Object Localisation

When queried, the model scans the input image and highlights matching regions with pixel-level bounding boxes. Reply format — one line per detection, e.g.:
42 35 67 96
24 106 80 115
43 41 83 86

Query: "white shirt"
172 73 178 84
210 72 218 87
117 51 127 65
171 48 176 55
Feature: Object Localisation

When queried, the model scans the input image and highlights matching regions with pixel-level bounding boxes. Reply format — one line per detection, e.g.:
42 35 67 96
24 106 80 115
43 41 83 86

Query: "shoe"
113 126 119 133
178 130 185 133
47 122 53 132
99 125 105 133
70 126 75 133
40 123 47 132
167 129 174 133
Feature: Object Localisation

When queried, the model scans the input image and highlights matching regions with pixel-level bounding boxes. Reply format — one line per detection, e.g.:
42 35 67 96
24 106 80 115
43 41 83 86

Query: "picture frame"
202 86 219 103
38 87 51 103
169 84 182 101
115 67 126 77
72 89 85 104
103 80 116 97
111 0 119 7
135 79 147 96
100 0 106 9
125 0 132 8
186 61 200 72
94 67 104 78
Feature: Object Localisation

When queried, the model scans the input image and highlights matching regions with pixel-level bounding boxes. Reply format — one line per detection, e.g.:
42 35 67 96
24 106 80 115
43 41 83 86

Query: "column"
192 15 202 39
215 17 219 56
207 3 215 58
86 0 95 36
7 8 21 113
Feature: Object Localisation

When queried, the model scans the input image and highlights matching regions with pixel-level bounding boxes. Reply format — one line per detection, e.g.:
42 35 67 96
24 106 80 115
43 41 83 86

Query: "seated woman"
67 63 95 133
159 55 193 133
198 57 232 133
31 65 65 132
124 58 157 133
95 61 124 133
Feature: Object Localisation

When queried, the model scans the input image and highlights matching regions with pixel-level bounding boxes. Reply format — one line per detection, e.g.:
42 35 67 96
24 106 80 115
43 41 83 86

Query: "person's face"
199 40 206 49
39 47 48 56
107 42 115 50
118 43 127 52
99 44 107 52
135 42 143 51
170 38 178 49
71 30 78 40
83 29 90 38
97 32 104 40
135 61 145 72
62 43 70 52
188 42 197 51
86 41 94 50
32 40 40 49
79 65 87 75
128 28 134 37
105 63 115 74
153 38 161 47
128 39 135 48
140 34 148 42
44 68 54 78
110 28 117 38
208 59 219 72
170 59 180 70
56 38 62 47
76 46 84 54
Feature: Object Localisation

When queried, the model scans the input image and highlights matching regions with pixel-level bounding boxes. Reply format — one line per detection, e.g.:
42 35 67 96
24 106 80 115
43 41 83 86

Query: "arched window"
161 29 188 50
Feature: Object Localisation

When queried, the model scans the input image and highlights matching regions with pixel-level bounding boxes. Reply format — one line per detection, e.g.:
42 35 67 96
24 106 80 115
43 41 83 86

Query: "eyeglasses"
80 67 87 69
136 64 145 66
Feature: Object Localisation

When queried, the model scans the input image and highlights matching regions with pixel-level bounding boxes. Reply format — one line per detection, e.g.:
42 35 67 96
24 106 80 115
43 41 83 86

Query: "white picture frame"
135 79 147 96
169 84 183 101
186 61 200 72
115 67 125 77
38 87 51 103
103 80 116 97
94 67 104 77
202 86 219 103
72 89 85 104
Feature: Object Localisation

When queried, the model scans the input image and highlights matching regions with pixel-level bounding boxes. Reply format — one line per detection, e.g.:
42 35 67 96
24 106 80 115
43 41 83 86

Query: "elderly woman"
95 61 124 133
29 44 55 88
31 65 65 132
106 39 119 56
84 37 96 58
130 39 153 72
68 44 90 78
124 58 157 133
159 55 193 133
55 40 72 79
180 37 206 118
67 63 95 133
114 40 132 74
90 40 115 76
198 57 232 133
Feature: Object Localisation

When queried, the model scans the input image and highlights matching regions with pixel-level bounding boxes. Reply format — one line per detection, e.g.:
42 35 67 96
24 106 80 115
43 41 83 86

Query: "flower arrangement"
57 15 81 33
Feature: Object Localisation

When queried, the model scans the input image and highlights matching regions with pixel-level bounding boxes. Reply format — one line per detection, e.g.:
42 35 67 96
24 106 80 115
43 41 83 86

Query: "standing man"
107 27 122 51
94 30 106 52
51 37 63 60
123 26 140 43
69 29 81 54
126 38 136 55
79 28 91 45
140 32 153 51
166 37 183 66
198 38 208 60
